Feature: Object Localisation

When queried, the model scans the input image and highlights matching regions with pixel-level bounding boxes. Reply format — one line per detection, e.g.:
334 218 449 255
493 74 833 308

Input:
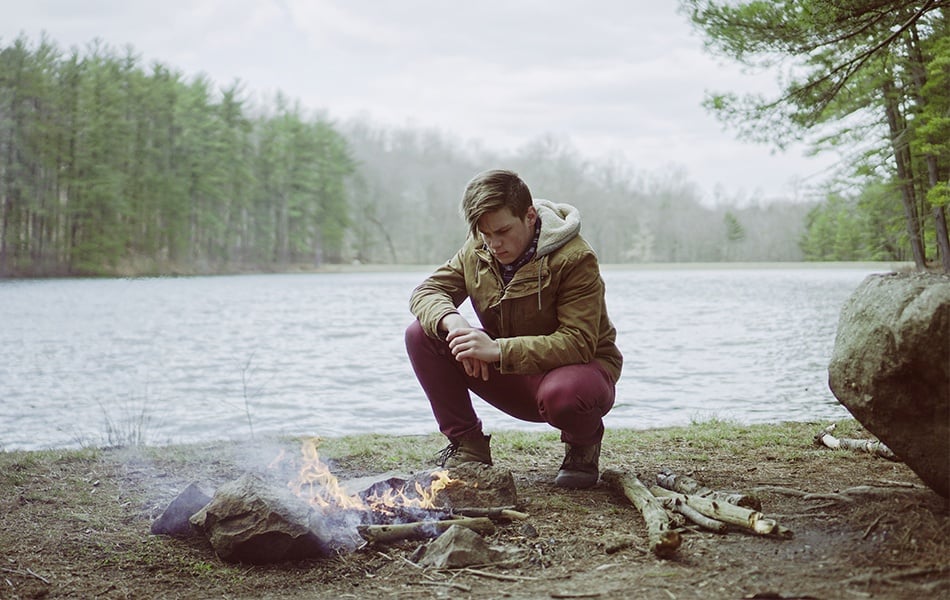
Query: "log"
602 469 681 558
650 486 792 538
658 496 727 533
814 424 897 460
656 468 762 511
356 517 495 544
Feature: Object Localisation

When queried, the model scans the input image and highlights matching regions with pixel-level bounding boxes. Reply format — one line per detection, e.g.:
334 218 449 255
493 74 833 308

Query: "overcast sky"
3 0 842 202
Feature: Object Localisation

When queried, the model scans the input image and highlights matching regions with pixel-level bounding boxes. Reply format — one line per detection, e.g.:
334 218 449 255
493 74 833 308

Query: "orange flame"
283 437 451 514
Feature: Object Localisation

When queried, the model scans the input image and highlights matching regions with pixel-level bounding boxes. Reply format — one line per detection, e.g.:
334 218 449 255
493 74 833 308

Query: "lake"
0 264 891 451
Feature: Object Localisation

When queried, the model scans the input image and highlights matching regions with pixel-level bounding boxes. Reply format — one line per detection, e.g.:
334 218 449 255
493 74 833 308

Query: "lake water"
0 265 891 451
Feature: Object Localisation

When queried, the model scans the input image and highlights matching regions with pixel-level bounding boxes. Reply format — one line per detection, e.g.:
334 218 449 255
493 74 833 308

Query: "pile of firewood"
603 468 792 558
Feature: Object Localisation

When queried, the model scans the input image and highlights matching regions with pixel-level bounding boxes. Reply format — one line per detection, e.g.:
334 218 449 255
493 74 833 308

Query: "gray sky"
3 0 841 202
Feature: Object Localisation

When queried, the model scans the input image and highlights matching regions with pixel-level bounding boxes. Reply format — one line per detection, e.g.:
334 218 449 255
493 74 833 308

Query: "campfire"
278 438 454 517
151 437 520 564
151 436 800 566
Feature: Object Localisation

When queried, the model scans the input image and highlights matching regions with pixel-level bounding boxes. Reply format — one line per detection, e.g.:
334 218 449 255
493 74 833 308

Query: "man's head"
460 169 538 265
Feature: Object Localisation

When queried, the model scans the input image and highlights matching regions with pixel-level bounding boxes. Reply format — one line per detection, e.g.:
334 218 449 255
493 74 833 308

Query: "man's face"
476 206 538 265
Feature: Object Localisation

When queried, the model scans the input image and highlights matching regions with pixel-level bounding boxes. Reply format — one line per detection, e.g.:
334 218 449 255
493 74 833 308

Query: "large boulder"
828 272 950 498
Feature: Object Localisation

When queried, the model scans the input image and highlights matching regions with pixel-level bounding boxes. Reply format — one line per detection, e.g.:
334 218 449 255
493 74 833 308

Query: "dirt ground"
1 421 947 600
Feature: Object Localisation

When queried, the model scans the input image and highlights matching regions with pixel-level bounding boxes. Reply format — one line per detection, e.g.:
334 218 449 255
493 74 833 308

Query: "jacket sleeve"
497 250 604 374
408 249 471 339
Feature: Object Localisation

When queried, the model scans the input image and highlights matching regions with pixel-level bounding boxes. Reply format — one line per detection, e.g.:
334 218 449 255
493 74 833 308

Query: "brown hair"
460 169 533 237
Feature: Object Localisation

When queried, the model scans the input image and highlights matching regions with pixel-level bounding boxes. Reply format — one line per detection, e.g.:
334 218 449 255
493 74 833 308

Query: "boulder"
189 473 342 563
828 272 950 498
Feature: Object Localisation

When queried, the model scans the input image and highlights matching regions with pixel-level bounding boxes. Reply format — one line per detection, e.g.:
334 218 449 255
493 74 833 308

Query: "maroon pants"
405 320 616 446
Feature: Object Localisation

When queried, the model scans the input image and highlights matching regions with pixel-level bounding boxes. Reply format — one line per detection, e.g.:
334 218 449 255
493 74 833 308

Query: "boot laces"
436 441 460 467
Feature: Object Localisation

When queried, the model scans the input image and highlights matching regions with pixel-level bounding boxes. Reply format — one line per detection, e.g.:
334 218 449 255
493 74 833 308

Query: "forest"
1 1 947 277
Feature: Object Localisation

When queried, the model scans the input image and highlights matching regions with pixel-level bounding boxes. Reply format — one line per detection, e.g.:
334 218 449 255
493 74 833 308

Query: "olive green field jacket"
409 200 623 383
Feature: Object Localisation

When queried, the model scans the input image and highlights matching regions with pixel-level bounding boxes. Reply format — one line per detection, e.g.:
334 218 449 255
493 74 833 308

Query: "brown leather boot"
554 442 601 488
437 432 493 468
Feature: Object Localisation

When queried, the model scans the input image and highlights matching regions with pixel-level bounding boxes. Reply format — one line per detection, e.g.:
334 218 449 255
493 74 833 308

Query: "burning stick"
650 486 792 537
656 468 762 511
602 469 681 558
814 424 897 460
356 517 495 544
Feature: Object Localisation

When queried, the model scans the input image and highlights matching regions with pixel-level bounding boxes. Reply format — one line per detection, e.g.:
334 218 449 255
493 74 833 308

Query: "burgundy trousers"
405 320 616 446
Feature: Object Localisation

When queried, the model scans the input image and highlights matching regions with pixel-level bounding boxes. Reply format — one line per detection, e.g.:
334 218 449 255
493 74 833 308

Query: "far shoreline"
0 260 910 281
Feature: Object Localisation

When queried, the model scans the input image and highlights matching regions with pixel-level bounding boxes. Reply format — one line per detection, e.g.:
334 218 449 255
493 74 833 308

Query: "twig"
375 550 422 569
550 593 603 599
0 568 50 585
862 514 885 540
461 568 537 581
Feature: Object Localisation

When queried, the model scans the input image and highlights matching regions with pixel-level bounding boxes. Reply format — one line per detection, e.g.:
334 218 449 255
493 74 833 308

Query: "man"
405 169 622 489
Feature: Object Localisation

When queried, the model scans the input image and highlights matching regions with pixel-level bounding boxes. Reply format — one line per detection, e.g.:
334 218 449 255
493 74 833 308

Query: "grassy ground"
1 419 947 599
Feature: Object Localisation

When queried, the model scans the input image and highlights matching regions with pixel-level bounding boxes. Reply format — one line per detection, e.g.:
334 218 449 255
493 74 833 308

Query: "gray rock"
150 482 211 537
189 473 342 563
416 525 499 568
828 272 950 497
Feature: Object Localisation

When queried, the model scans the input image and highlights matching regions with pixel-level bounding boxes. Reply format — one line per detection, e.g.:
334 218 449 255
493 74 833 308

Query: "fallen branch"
451 506 528 521
814 424 897 460
356 517 495 544
656 468 762 511
602 469 681 558
650 486 792 538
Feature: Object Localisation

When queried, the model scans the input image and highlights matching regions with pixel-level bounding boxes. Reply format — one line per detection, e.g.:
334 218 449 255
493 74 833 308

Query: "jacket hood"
535 199 580 258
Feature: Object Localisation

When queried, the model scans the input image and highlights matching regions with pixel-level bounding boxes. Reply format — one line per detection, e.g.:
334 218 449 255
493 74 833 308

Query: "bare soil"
1 421 947 600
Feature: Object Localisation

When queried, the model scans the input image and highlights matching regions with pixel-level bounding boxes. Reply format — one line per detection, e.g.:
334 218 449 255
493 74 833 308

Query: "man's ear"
525 205 538 225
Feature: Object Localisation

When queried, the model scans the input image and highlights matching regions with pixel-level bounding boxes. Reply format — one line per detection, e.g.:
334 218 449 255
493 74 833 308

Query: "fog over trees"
3 1 946 277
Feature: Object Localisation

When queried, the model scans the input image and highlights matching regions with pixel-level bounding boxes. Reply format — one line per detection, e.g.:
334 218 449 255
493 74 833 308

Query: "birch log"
658 496 727 533
602 469 681 557
650 486 792 538
656 468 762 510
356 517 495 544
814 424 897 460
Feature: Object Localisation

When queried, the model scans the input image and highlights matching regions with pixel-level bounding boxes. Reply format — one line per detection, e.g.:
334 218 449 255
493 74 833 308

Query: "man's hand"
439 313 499 381
446 327 500 381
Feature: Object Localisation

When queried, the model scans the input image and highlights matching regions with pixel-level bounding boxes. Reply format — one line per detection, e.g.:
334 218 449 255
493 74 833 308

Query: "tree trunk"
905 26 950 272
882 77 927 269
